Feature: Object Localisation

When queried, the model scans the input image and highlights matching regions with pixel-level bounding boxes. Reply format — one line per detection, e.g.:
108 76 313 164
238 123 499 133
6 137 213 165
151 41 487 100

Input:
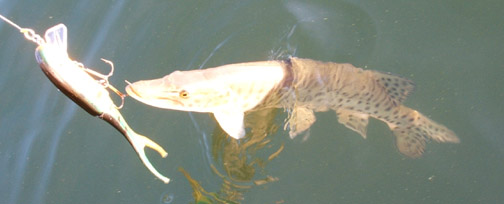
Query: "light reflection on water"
1 80 76 204
31 102 76 204
79 1 125 64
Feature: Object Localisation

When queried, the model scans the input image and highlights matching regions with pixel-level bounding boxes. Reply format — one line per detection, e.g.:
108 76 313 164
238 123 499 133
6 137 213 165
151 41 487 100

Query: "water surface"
0 0 503 203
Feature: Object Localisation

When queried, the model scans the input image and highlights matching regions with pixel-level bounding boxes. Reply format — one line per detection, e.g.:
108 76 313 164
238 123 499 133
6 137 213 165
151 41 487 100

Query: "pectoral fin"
336 109 369 138
213 111 246 139
285 107 316 139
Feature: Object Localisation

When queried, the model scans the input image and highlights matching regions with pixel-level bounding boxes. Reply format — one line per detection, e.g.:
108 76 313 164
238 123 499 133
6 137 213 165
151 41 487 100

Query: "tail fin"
387 107 459 158
128 132 170 183
102 110 170 183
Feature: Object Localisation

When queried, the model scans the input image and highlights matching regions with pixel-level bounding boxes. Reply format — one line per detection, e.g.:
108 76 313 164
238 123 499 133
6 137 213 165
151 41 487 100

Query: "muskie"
126 58 459 158
34 24 170 183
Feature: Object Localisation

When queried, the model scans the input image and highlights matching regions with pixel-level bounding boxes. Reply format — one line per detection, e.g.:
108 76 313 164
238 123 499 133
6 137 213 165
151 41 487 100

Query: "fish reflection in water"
180 108 283 203
126 57 459 158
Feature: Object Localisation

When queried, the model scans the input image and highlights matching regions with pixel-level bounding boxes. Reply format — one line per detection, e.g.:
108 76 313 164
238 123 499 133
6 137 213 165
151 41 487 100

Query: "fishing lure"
1 15 170 183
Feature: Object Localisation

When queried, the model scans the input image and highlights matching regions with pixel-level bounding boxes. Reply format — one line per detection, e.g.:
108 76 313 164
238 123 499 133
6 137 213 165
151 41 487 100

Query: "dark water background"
1 0 503 203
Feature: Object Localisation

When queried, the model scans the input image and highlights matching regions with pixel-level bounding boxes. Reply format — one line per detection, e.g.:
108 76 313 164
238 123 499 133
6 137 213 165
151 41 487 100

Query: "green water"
0 0 502 203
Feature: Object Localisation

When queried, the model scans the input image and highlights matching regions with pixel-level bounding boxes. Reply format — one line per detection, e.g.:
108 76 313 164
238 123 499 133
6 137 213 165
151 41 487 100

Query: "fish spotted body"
126 57 459 157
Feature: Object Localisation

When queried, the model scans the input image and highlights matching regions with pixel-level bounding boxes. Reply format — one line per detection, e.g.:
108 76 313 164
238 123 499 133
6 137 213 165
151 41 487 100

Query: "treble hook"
76 58 127 109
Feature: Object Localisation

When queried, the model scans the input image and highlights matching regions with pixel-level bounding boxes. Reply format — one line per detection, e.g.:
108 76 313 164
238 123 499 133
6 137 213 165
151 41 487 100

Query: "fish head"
126 70 231 112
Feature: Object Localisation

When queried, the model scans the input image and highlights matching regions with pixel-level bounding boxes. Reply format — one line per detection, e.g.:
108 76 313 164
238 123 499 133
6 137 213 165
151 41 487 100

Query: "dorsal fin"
372 71 415 104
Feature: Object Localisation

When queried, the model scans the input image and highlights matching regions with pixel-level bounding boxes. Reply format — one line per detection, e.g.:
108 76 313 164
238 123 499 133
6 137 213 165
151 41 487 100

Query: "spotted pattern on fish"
256 58 458 157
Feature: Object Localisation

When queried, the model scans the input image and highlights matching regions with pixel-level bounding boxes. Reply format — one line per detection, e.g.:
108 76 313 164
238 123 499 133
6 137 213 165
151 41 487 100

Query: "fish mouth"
152 95 184 106
124 80 142 98
125 81 184 107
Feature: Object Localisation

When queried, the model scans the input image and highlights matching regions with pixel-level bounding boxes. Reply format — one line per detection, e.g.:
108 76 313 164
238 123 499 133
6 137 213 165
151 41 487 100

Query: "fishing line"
0 14 22 30
0 13 45 45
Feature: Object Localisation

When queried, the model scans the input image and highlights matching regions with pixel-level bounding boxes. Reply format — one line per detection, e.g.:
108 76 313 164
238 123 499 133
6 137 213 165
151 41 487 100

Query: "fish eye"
179 90 189 99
